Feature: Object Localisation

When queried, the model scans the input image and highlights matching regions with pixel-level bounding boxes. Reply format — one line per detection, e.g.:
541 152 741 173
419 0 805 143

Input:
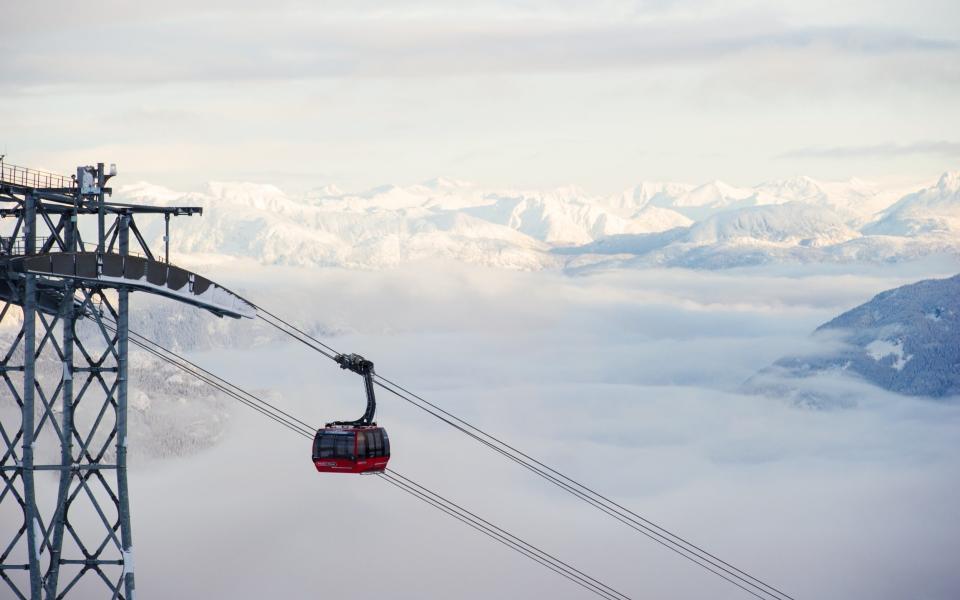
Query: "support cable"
252 306 795 600
100 321 313 438
107 320 628 600
382 468 630 600
378 470 627 600
255 307 339 360
372 378 769 600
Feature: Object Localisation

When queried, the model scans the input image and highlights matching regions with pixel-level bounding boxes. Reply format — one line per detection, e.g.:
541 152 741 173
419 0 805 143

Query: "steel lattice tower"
0 161 254 599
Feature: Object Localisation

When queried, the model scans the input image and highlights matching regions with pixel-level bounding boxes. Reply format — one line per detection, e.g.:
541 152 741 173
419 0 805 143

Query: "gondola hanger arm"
329 353 377 426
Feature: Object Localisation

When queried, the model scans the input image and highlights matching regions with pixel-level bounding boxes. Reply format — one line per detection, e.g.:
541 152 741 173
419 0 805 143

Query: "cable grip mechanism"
328 353 377 427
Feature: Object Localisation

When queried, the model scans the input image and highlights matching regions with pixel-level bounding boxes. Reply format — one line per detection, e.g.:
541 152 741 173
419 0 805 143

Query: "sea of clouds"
13 256 960 599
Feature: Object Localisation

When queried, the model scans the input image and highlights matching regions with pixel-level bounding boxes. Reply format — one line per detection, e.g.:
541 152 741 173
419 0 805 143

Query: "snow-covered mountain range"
118 172 960 271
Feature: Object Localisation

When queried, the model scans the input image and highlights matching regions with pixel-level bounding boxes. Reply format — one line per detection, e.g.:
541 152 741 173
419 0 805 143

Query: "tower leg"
117 215 135 599
20 191 43 600
21 274 43 600
44 284 74 599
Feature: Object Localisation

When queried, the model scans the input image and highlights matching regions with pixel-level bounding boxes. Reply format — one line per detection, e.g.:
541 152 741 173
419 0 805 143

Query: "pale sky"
2 0 958 193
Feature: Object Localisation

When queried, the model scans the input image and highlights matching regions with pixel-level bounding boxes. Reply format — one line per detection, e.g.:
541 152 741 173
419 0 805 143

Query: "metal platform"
5 252 255 319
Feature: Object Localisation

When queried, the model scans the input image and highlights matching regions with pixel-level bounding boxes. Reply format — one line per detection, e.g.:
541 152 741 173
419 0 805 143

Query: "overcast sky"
2 0 958 193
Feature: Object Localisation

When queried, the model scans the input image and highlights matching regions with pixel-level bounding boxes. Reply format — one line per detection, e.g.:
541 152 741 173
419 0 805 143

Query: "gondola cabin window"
316 431 355 460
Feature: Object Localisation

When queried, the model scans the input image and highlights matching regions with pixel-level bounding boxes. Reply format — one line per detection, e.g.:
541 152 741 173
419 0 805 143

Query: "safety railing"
1 236 61 256
0 162 74 190
1 236 29 256
0 235 158 261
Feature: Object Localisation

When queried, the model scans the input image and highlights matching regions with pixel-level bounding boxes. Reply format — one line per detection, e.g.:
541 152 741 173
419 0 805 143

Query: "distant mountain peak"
700 179 748 194
420 176 473 190
311 183 344 198
204 181 285 199
862 170 960 237
757 175 822 195
936 170 960 191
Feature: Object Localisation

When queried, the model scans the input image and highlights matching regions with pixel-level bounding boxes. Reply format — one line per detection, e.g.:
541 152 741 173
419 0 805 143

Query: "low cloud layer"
42 260 960 599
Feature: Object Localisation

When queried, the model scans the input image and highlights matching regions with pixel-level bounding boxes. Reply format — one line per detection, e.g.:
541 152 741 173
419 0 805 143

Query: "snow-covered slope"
757 177 899 227
862 172 960 237
599 181 693 216
761 273 960 398
560 200 940 269
629 204 693 233
685 203 859 247
114 172 959 272
123 182 557 270
647 176 901 224
648 180 757 220
463 190 690 244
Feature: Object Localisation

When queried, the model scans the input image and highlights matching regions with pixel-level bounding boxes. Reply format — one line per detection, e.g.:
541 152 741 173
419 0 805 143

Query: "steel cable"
253 307 795 600
112 321 628 600
378 471 627 600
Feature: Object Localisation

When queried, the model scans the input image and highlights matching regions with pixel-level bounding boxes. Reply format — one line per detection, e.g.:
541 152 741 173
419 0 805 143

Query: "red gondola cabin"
312 425 390 474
